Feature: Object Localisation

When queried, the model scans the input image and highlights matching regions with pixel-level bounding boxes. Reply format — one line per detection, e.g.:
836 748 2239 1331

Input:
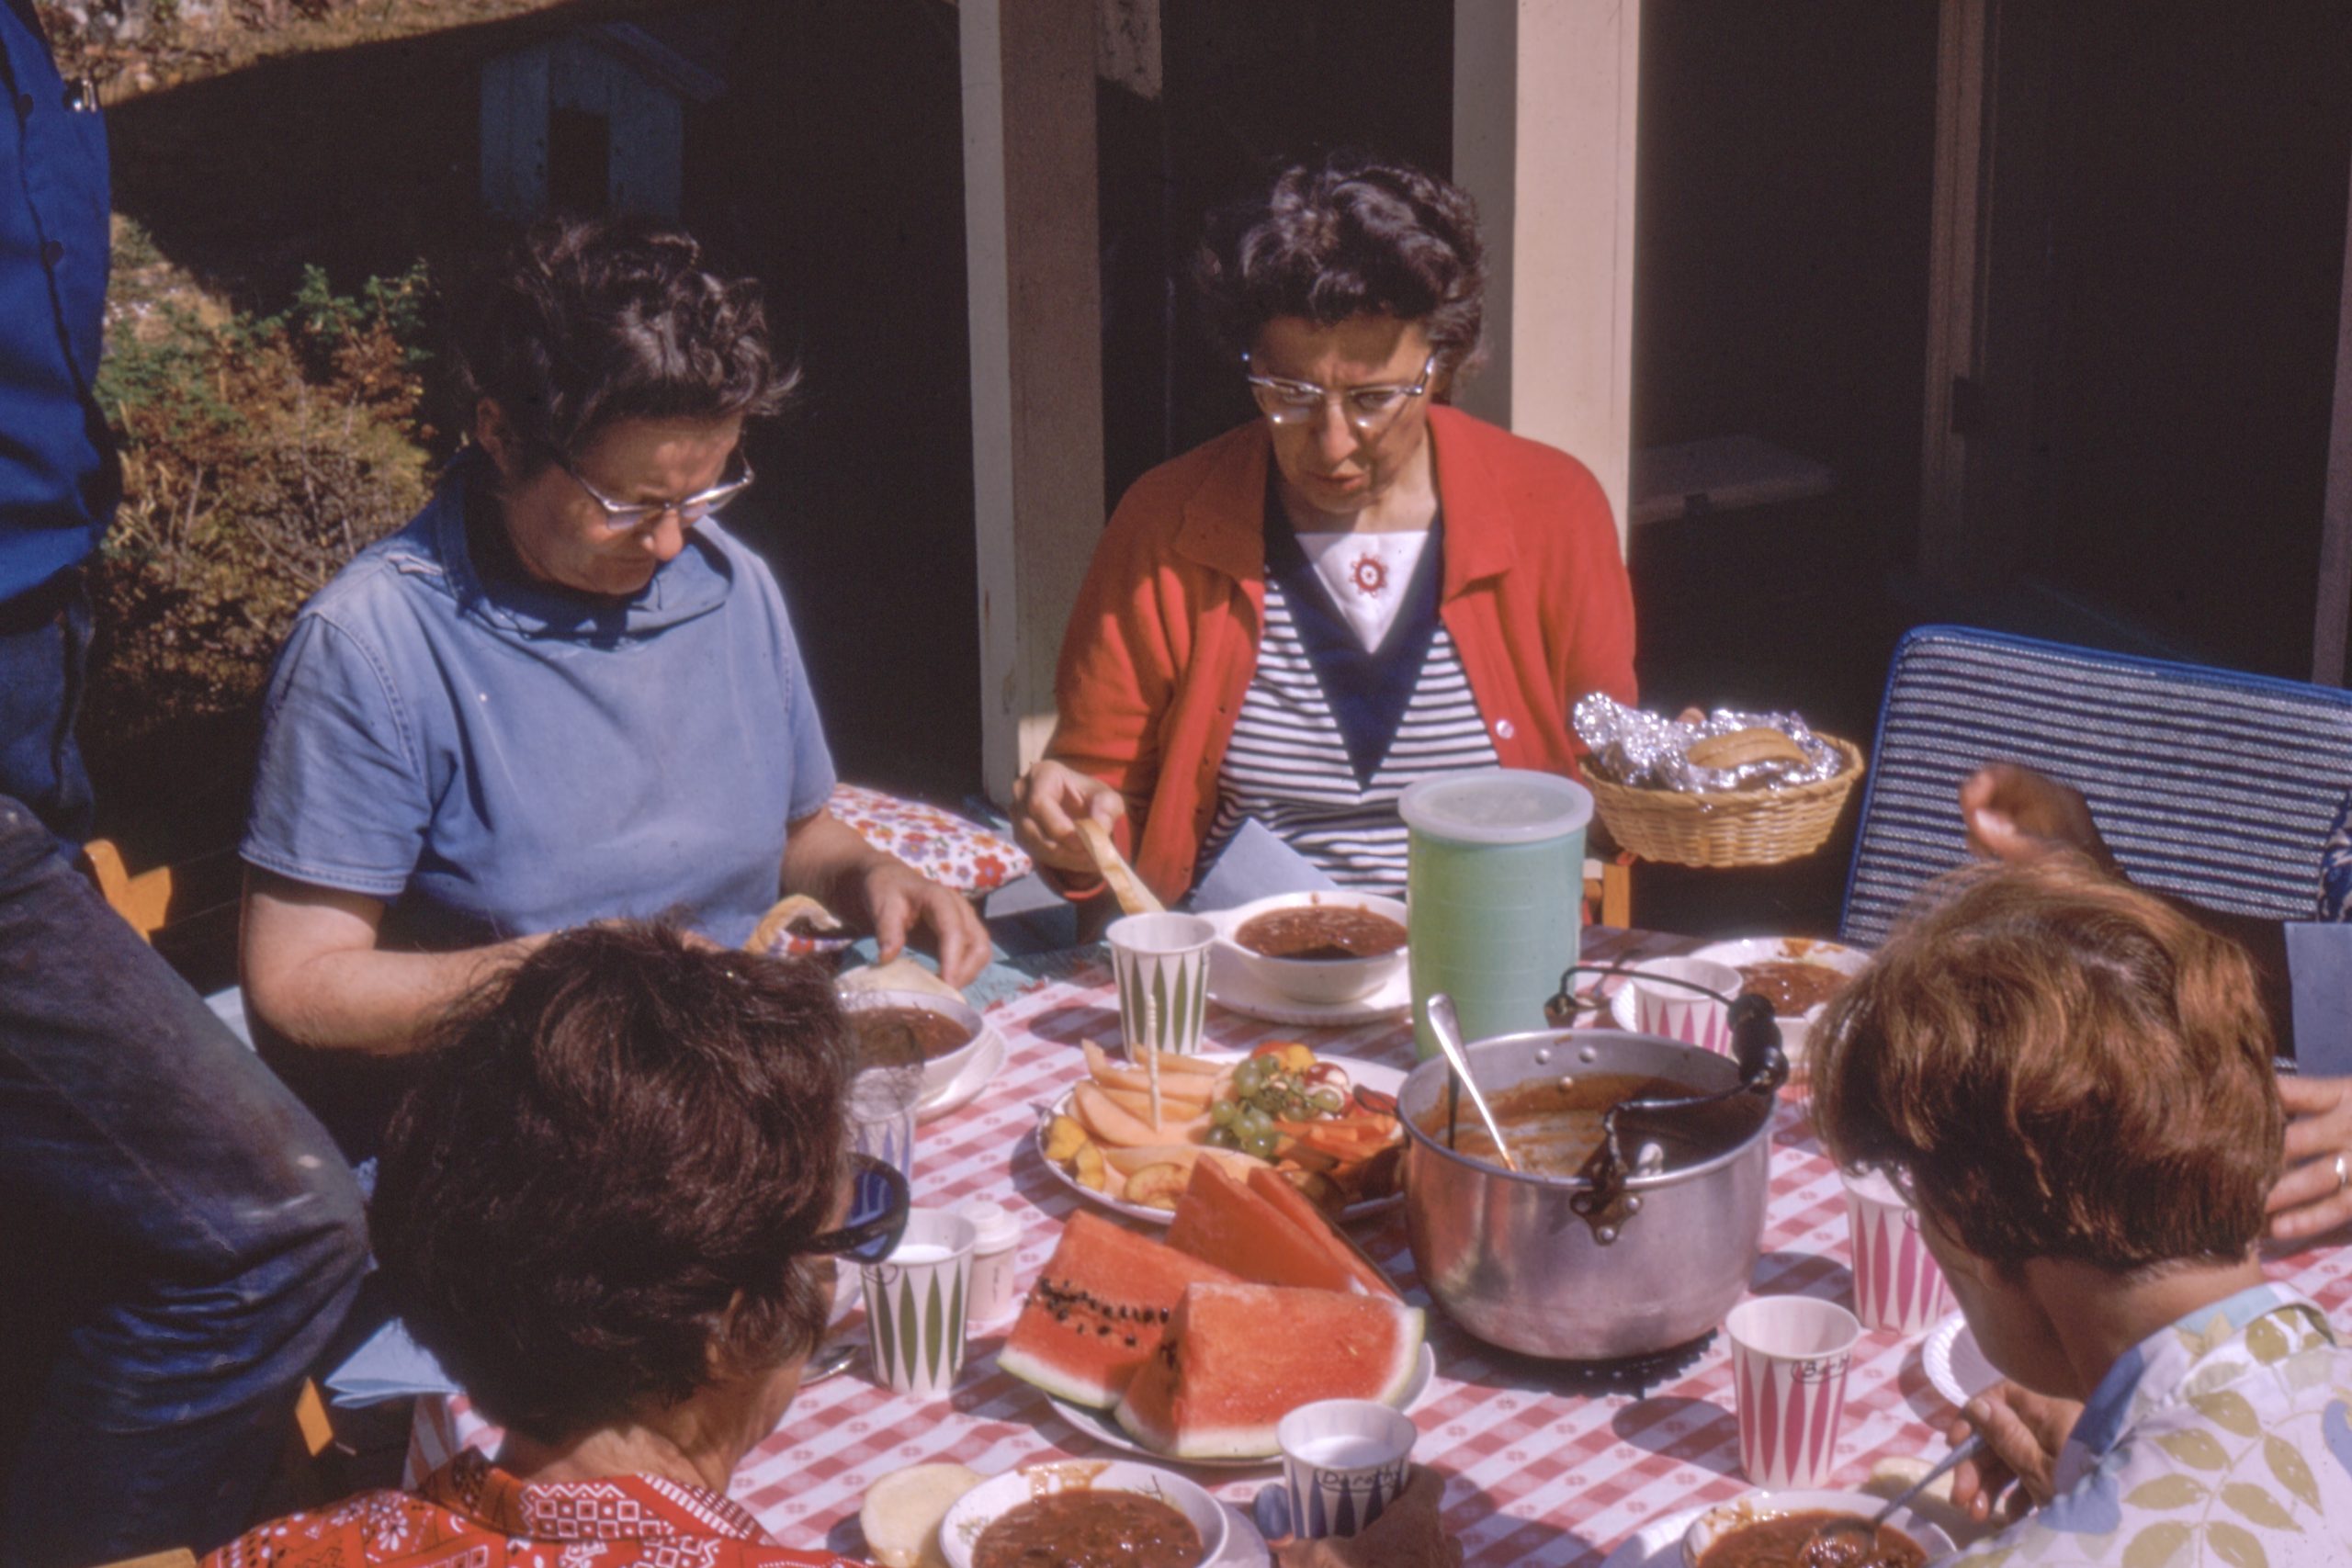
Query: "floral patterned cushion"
830 784 1032 895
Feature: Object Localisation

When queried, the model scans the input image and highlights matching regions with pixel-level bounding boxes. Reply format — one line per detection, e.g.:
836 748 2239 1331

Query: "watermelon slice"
1166 1158 1363 1294
1112 1281 1425 1459
1245 1165 1399 1299
997 1212 1238 1408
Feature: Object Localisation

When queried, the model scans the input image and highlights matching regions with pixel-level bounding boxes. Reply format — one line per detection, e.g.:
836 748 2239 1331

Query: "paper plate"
1923 1310 2001 1410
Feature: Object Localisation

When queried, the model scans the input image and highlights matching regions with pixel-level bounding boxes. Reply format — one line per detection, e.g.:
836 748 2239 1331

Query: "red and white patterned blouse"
206 1451 865 1568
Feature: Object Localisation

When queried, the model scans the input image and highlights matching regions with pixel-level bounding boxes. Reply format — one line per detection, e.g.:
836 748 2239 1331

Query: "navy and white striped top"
1202 576 1498 896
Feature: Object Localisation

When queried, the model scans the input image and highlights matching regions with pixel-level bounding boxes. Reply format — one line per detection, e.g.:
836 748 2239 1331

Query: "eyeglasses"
802 1152 911 1266
557 451 756 533
1243 352 1438 434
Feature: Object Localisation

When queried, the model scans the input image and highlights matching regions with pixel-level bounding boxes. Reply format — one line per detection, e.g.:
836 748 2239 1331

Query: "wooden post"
2316 141 2352 687
960 0 1108 804
1452 0 1642 550
1918 0 2051 587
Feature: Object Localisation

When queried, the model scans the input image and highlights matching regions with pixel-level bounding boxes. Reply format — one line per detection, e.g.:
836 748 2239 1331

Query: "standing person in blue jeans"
0 5 368 1564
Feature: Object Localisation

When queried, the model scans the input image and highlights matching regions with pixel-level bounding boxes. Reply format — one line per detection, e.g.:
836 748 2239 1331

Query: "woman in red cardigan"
1012 152 1636 907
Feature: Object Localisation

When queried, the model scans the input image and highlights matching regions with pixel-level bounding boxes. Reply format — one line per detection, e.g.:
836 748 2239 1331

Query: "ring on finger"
2335 1153 2349 1194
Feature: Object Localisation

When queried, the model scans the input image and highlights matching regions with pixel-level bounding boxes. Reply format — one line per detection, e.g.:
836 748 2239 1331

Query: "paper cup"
862 1209 978 1401
1627 957 1741 1055
1277 1399 1417 1540
1724 1296 1861 1490
1109 912 1216 1056
1843 1167 1951 1336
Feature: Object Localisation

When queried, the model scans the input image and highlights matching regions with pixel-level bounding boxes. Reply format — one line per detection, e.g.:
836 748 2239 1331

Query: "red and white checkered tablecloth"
409 931 2352 1566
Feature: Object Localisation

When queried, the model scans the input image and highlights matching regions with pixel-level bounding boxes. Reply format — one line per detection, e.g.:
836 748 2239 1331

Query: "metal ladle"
1427 992 1520 1173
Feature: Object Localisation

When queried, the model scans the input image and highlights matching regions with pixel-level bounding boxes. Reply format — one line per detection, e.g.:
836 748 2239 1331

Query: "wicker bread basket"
1585 735 1866 868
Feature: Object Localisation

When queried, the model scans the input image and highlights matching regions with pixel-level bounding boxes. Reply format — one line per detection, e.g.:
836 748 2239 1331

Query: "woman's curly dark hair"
1193 151 1486 375
452 215 798 468
369 922 849 1445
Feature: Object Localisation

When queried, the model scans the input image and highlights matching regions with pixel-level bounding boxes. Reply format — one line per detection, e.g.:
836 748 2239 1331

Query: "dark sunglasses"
803 1152 911 1266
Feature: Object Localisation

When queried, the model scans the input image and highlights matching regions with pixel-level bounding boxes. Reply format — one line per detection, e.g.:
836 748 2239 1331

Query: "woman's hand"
858 856 990 988
2267 1074 2352 1241
1011 759 1125 877
1947 1382 2082 1522
1273 1467 1462 1568
1959 765 2117 872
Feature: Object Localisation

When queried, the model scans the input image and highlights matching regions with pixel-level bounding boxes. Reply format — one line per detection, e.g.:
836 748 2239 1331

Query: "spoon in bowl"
1803 1433 1984 1558
1427 993 1520 1173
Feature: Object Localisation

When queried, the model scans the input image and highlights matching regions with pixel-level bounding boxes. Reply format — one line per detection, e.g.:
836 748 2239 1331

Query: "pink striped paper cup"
1843 1166 1951 1336
1724 1296 1860 1491
1627 957 1741 1055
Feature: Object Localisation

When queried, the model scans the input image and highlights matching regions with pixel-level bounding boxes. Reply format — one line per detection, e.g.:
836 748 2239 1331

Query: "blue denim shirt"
0 1 113 603
241 457 836 950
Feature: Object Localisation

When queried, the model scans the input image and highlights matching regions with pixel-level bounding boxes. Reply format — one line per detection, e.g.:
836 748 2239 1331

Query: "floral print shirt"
2321 793 2351 921
1950 1284 2352 1567
206 1451 863 1568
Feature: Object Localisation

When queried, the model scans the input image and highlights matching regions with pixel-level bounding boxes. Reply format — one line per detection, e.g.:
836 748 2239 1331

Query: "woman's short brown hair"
1810 856 2280 1277
369 922 848 1444
1193 151 1485 377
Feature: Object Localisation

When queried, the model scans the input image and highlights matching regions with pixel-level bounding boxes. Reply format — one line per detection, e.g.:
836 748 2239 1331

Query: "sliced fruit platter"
1035 1042 1406 1222
999 1158 1429 1464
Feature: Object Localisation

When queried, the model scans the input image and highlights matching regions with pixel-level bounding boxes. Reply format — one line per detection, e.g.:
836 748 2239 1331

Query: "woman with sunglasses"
1012 151 1636 907
237 217 986 1156
210 921 906 1568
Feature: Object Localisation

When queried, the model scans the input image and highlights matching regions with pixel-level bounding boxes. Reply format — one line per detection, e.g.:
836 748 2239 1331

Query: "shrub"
83 244 438 756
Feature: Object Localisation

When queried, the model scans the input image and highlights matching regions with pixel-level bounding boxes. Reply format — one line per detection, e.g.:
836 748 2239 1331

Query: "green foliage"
82 254 438 756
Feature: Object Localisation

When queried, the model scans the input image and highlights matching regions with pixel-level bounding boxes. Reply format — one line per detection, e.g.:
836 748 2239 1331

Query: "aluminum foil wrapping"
1572 694 1845 793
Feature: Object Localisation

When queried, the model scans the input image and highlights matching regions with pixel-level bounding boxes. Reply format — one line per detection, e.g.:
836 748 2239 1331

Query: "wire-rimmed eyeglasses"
557 451 755 533
1243 351 1438 434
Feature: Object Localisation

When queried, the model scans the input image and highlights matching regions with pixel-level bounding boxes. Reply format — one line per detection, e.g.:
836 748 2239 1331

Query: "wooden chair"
1585 853 1633 929
1840 624 2352 946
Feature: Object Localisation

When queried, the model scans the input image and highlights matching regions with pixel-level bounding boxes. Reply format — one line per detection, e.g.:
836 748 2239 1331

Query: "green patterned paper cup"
861 1208 978 1401
1108 912 1216 1056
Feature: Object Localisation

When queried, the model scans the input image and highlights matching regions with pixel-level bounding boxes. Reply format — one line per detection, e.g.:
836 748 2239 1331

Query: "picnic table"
410 929 2352 1567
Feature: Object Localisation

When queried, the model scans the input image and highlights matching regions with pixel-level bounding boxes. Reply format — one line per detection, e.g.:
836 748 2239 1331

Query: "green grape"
1209 1100 1238 1127
1232 1061 1264 1096
1311 1087 1346 1115
1253 1088 1286 1115
1238 1105 1273 1134
1240 1129 1281 1159
1207 1125 1239 1149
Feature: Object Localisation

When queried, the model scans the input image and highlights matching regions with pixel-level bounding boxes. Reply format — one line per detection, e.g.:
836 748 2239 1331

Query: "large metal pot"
1400 1026 1778 1359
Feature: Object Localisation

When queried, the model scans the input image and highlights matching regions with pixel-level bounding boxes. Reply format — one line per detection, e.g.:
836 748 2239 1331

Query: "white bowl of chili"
838 988 988 1107
1212 891 1410 1007
940 1461 1228 1568
1682 1488 1955 1568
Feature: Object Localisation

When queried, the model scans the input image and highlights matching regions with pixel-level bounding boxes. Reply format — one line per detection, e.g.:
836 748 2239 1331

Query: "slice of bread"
860 1462 982 1568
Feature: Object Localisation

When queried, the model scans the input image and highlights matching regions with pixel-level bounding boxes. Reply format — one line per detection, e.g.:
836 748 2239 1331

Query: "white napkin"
324 1319 460 1408
1191 818 1339 912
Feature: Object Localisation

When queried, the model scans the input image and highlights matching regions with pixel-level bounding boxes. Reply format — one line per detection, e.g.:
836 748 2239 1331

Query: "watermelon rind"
1112 1284 1426 1459
997 1213 1236 1409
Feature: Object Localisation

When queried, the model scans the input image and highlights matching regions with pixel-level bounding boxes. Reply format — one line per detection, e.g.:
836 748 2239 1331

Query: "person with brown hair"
1811 857 2352 1565
207 921 904 1568
1012 150 1634 907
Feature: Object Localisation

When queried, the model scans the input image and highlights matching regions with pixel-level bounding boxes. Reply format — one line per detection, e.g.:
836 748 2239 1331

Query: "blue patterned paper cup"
1277 1399 1417 1540
862 1208 978 1402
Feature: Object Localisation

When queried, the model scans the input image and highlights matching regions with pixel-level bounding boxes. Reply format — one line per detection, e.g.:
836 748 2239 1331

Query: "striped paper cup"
862 1208 977 1402
1627 957 1741 1055
1843 1167 1951 1336
1108 912 1216 1056
1724 1296 1860 1490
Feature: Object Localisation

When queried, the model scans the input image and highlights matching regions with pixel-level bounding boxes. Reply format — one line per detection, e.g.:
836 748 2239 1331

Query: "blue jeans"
0 797 369 1566
0 570 94 847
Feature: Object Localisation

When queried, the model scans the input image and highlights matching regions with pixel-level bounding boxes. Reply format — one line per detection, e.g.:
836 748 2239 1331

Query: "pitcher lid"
1397 769 1593 845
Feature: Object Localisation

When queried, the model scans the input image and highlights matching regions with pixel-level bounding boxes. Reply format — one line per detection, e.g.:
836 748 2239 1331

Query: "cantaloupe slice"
1166 1157 1361 1293
1071 1081 1209 1146
1081 1042 1218 1103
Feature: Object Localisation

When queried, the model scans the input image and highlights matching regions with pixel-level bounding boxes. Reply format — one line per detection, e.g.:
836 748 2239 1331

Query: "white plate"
1205 943 1411 1027
918 1026 1006 1123
1035 1052 1406 1225
1043 1344 1436 1470
1595 1505 1713 1568
1923 1310 2000 1410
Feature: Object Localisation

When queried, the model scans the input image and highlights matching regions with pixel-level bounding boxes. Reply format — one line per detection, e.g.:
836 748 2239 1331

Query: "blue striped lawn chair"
1839 626 2352 948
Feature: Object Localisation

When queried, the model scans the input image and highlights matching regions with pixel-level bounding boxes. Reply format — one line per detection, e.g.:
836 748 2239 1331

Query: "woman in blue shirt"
239 220 985 1111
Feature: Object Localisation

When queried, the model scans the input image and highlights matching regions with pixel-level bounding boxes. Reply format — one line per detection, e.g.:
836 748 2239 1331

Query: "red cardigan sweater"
1047 405 1637 905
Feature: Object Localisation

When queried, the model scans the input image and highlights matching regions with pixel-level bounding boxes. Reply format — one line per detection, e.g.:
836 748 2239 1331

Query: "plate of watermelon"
1035 1044 1407 1226
999 1167 1434 1466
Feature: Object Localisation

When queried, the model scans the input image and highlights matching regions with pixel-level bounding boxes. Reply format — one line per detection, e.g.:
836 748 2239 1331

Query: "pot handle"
1566 991 1787 1244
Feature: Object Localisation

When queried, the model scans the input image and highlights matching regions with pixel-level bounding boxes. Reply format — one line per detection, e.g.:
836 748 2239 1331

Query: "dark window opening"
548 107 610 215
